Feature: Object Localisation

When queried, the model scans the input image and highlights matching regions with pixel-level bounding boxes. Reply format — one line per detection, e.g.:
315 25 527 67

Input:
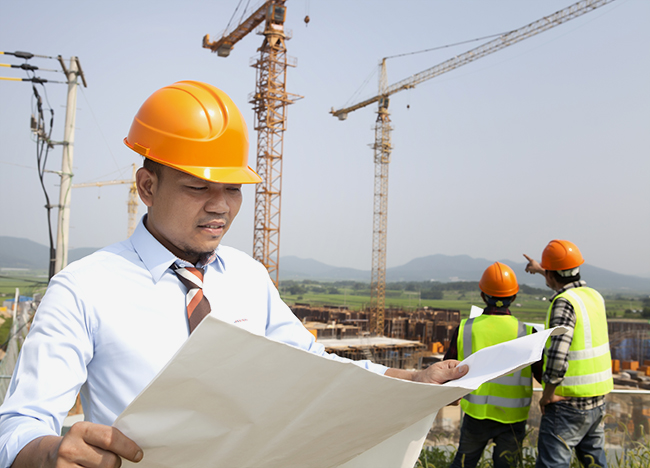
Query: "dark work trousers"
450 413 527 468
535 401 607 468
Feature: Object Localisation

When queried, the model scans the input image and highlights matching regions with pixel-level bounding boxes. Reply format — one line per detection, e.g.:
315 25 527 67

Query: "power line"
0 161 37 170
0 50 56 60
30 82 57 280
78 86 124 178
0 63 59 73
0 76 66 84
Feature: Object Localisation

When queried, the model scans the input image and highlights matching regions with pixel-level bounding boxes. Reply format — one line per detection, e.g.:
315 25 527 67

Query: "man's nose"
204 187 229 213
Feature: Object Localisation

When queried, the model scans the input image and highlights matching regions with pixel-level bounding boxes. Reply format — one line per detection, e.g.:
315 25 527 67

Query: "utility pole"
54 56 85 275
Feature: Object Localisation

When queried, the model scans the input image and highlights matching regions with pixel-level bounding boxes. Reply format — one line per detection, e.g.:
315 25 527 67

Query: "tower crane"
203 0 302 287
72 164 139 238
331 0 617 335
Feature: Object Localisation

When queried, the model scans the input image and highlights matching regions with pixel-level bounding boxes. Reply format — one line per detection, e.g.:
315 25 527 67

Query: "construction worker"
524 240 612 468
0 81 468 467
444 262 541 468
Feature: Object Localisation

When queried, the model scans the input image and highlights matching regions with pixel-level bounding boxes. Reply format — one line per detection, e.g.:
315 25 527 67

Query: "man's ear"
136 167 156 208
480 291 488 305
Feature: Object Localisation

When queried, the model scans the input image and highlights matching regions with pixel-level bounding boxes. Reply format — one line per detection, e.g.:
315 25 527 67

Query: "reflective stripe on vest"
458 315 533 423
544 287 613 397
568 341 611 361
463 394 532 408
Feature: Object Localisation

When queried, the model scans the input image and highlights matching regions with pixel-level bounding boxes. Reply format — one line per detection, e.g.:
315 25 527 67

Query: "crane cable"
223 0 252 36
342 31 513 110
383 31 514 61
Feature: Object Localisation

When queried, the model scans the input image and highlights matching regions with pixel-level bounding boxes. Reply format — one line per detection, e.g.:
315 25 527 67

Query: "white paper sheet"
114 316 564 468
469 305 483 319
526 322 546 333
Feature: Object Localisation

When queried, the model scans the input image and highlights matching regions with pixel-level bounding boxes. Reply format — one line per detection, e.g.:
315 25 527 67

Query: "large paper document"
114 316 563 468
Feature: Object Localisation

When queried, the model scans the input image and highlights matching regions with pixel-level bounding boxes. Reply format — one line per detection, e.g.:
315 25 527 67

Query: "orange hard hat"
479 262 519 297
540 239 584 271
124 80 261 184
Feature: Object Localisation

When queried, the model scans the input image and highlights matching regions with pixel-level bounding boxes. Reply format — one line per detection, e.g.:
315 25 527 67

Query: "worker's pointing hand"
523 254 544 275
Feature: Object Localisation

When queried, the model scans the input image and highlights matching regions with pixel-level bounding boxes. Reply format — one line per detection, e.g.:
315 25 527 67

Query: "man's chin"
181 242 221 259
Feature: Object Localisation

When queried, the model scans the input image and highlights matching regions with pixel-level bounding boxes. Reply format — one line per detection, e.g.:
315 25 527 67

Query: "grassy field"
279 283 645 323
280 288 550 321
0 275 47 304
0 274 644 324
0 274 47 345
0 274 48 303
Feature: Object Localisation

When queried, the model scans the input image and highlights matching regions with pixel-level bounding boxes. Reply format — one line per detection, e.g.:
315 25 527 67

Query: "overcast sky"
1 0 648 278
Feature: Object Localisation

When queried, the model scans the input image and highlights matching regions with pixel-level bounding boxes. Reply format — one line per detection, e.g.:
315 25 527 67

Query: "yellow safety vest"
544 286 613 397
458 315 534 423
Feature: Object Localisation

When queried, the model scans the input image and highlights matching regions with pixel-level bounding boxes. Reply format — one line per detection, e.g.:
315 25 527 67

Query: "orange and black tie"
171 263 212 333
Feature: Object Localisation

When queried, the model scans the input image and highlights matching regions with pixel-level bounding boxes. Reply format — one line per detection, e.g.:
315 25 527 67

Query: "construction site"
1 0 649 465
293 304 459 368
2 0 649 383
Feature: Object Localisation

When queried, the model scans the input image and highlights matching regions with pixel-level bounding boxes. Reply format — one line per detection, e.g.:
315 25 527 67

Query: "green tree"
287 284 307 295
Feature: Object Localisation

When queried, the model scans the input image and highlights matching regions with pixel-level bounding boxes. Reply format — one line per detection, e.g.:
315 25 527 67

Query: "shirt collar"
129 215 225 283
482 306 512 316
173 249 224 271
551 279 587 300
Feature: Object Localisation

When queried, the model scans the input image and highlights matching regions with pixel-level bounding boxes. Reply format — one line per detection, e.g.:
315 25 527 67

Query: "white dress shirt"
0 218 387 467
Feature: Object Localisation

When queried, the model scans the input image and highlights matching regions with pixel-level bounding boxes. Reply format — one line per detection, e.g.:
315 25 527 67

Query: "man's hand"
385 360 468 385
523 254 544 275
414 360 468 384
538 384 569 415
12 422 143 468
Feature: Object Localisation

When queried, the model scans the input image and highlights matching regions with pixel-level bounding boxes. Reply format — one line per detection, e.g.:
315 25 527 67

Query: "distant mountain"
387 254 494 282
280 254 650 294
280 256 369 281
2 236 649 294
0 237 98 270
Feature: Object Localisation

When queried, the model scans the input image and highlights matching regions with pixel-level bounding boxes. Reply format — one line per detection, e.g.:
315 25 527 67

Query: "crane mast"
331 0 617 335
204 1 301 287
368 60 391 335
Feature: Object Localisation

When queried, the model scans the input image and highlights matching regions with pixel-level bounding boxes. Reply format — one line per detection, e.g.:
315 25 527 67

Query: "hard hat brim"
172 162 262 184
125 138 262 184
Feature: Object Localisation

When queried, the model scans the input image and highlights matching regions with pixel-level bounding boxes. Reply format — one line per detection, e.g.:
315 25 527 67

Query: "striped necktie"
171 263 211 333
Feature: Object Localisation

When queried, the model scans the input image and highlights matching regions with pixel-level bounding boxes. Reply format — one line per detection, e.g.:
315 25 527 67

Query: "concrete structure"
317 335 427 370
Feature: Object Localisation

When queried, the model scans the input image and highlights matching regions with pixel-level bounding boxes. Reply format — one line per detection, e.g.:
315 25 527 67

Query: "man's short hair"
483 293 516 308
550 270 581 285
143 158 165 179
